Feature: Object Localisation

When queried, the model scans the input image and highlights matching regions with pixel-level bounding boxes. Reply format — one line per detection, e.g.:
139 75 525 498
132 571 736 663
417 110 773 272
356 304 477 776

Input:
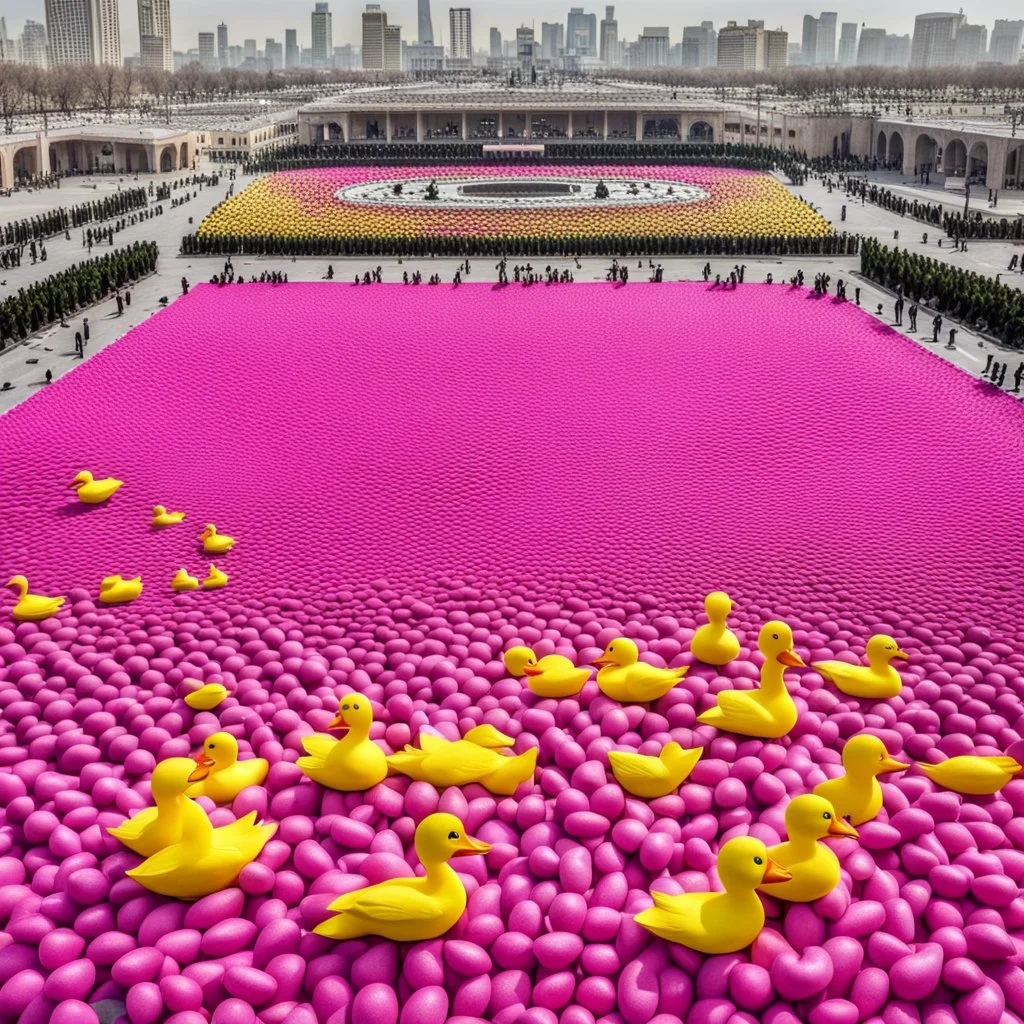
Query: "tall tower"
449 8 472 61
311 2 332 67
91 0 121 65
45 0 94 64
217 22 228 65
285 27 299 67
418 0 433 44
815 11 837 64
137 0 172 70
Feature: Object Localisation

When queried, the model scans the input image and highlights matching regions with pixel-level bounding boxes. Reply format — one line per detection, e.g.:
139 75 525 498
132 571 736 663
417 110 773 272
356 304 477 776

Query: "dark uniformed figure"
1013 364 1023 394
932 316 942 342
908 305 918 332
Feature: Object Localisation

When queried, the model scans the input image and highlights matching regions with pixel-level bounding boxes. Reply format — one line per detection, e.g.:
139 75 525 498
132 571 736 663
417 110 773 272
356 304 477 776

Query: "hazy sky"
2 0 1017 54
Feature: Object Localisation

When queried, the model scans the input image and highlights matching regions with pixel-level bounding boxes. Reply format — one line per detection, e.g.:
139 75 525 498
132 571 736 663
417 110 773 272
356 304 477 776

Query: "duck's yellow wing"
699 690 775 730
608 751 668 786
334 885 442 922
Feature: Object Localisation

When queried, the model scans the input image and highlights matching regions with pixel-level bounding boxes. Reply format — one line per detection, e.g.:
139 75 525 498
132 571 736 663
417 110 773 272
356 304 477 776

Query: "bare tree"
0 62 27 134
118 64 136 112
49 64 84 117
86 64 122 121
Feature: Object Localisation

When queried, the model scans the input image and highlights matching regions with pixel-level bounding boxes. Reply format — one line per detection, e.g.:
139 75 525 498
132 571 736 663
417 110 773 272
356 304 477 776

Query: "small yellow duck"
697 621 804 739
813 733 909 825
813 635 909 699
152 505 186 527
125 758 276 900
592 638 689 703
183 682 229 710
298 696 388 791
107 756 216 857
758 794 859 903
387 724 538 796
69 471 123 504
172 568 200 592
634 836 792 953
5 575 64 622
691 591 742 667
186 732 269 804
314 812 491 941
98 575 143 605
503 646 591 698
202 565 228 589
916 755 1023 795
199 524 235 555
608 742 703 798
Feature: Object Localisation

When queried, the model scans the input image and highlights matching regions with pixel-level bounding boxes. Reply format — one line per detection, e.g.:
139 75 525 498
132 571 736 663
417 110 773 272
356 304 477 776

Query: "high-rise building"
856 27 885 65
636 26 669 67
682 21 715 67
384 23 401 68
600 6 619 65
138 0 172 70
140 34 164 68
717 20 764 70
489 27 501 58
990 20 1024 64
265 37 283 68
449 8 471 61
217 22 227 65
910 12 964 68
516 25 535 69
45 0 94 64
837 22 857 65
362 4 401 69
800 15 817 65
91 0 120 65
954 23 986 65
566 7 596 56
311 2 332 67
764 28 788 68
285 28 299 67
541 22 564 60
21 20 49 66
198 31 216 67
417 0 433 44
243 38 256 59
227 43 242 65
815 11 836 64
884 33 911 65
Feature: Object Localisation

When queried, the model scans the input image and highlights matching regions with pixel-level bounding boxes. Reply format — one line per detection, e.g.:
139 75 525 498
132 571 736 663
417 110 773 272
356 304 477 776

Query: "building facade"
449 8 472 61
800 15 817 66
91 0 120 66
217 22 227 65
815 11 836 64
717 21 763 70
837 22 857 66
954 23 986 65
311 2 332 67
137 0 172 71
764 28 788 69
857 27 885 65
566 8 596 56
45 0 94 64
21 20 48 66
417 0 433 44
489 27 501 58
198 31 216 68
599 6 618 66
910 12 964 68
989 19 1024 64
285 28 298 67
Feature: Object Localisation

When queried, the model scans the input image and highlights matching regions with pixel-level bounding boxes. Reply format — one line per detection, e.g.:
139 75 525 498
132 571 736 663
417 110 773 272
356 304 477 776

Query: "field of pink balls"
3 281 1024 1024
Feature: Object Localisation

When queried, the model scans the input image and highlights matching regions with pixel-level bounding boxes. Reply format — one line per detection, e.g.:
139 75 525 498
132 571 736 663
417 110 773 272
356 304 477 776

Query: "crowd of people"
0 187 149 248
0 241 158 348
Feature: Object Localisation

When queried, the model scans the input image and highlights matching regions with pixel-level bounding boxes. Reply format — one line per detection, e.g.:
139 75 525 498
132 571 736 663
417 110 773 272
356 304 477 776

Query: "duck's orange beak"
893 649 909 660
777 649 806 667
522 664 542 677
880 756 910 773
827 816 859 839
327 711 348 733
188 753 214 782
451 834 492 858
760 857 793 885
592 655 613 668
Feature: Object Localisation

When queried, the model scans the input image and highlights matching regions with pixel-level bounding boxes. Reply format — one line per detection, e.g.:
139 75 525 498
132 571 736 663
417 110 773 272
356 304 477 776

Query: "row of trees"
1 187 149 246
181 230 860 259
0 241 158 344
860 238 1024 348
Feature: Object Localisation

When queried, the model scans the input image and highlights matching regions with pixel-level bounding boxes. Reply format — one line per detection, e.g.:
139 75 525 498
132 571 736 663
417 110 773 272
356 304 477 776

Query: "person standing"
83 319 90 343
855 286 861 306
908 304 918 332
984 353 994 376
997 363 1007 388
946 327 957 350
932 315 942 342
1013 363 1023 394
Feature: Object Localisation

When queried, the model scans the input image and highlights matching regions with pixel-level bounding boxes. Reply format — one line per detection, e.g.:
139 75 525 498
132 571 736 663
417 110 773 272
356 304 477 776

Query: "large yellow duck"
758 794 859 903
69 471 123 504
298 696 388 792
592 638 689 703
387 724 538 796
152 505 186 527
183 682 229 710
691 591 742 667
696 621 804 739
313 813 490 941
199 524 235 554
813 733 909 825
608 742 703 798
503 646 591 698
186 732 269 804
98 575 143 605
125 758 276 899
5 576 64 622
634 836 792 953
813 635 909 699
916 755 1023 795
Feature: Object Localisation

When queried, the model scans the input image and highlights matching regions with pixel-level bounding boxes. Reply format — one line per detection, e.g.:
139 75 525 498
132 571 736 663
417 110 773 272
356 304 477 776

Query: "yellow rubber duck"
916 755 1023 795
387 724 538 796
313 812 491 941
172 568 200 592
592 638 689 703
152 505 186 527
608 742 703 798
5 575 64 622
696 621 804 739
107 756 216 857
183 682 229 710
186 732 269 804
503 646 591 698
691 591 742 667
125 758 276 900
298 695 388 791
758 794 859 903
69 471 123 504
634 836 792 953
199 524 235 554
98 575 143 605
202 565 228 589
813 635 909 699
813 733 909 825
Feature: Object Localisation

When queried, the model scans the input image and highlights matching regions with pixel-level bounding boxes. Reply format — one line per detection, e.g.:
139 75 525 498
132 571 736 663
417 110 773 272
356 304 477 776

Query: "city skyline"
2 0 1021 57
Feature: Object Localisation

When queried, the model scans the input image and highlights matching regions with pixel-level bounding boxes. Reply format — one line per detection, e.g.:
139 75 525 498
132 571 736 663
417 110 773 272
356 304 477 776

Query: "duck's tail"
696 705 724 728
634 892 679 937
481 746 538 795
386 748 428 778
465 724 515 749
313 911 366 940
300 733 336 768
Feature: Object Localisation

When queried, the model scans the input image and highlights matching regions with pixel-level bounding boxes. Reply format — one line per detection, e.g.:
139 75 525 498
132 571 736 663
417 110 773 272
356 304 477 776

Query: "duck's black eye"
342 704 349 711
754 856 764 865
448 831 460 840
353 704 359 710
209 744 215 750
772 633 779 640
823 812 831 820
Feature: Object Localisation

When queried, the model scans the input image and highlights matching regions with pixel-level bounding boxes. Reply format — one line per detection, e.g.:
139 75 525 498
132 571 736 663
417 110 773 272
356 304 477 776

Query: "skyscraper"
910 12 964 68
566 7 596 56
856 27 885 65
800 15 817 65
717 21 764 70
45 0 94 64
599 6 618 65
198 30 216 68
489 27 501 58
837 22 857 65
636 27 669 68
990 20 1024 64
21 20 49 66
217 22 227 65
417 0 433 44
764 28 788 68
91 0 120 65
311 2 332 67
954 23 986 65
449 8 471 61
243 38 256 59
362 4 387 69
682 21 715 67
815 11 836 64
516 25 535 70
541 22 564 60
285 28 299 67
138 0 172 71
265 37 283 68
